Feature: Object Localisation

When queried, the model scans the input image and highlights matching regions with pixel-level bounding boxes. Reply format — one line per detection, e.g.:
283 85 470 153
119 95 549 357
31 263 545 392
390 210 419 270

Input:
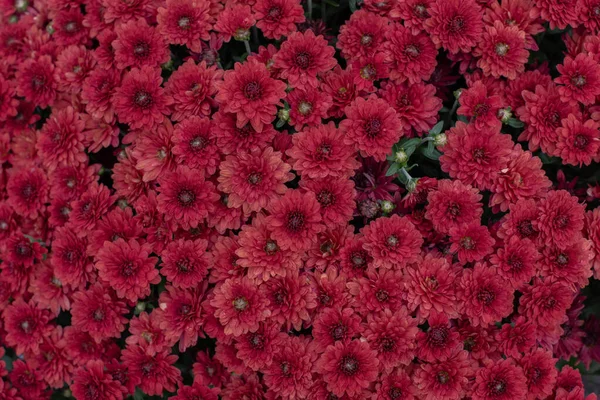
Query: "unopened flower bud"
434 133 447 147
498 107 512 123
394 149 408 164
380 200 395 214
278 108 290 121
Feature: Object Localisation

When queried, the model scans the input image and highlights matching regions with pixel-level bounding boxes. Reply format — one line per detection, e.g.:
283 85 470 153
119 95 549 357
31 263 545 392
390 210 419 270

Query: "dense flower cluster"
1 0 600 398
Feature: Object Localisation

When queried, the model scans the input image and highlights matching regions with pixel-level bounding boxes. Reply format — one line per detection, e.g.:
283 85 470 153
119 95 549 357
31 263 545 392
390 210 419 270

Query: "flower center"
361 34 373 46
177 189 196 206
554 215 569 229
379 337 395 352
428 327 448 347
64 21 79 33
317 190 334 208
437 370 450 384
571 74 586 87
386 235 399 247
330 323 347 341
338 355 359 376
404 44 420 58
16 243 31 256
447 202 461 218
21 183 35 199
574 134 589 149
177 259 190 272
298 101 312 115
364 118 382 138
488 379 507 395
556 253 569 266
360 64 377 80
375 289 389 302
190 136 208 150
20 319 32 333
414 3 428 17
247 172 263 186
389 387 403 399
133 41 150 58
351 251 367 268
243 81 262 100
122 262 135 277
286 211 305 232
477 288 495 305
460 236 475 250
495 42 509 56
178 16 191 29
294 51 311 69
249 333 264 349
264 240 278 255
268 6 282 19
233 296 249 311
93 309 105 321
517 220 535 238
448 16 465 33
134 90 152 108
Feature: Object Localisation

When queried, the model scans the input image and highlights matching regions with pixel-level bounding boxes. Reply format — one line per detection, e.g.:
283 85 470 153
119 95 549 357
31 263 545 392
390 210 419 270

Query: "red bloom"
52 7 89 46
449 223 495 263
474 21 529 80
316 340 379 397
6 166 49 220
337 10 390 61
266 189 323 252
390 0 434 33
37 106 87 171
71 360 126 400
95 239 160 302
156 285 206 351
132 120 177 182
364 307 418 371
254 0 305 39
261 274 317 330
384 24 437 84
51 226 94 290
286 86 332 129
459 263 514 326
172 382 219 400
121 345 181 396
157 165 219 230
113 18 169 70
170 117 219 174
213 110 277 155
322 67 361 118
88 206 143 255
347 268 404 314
165 59 221 122
414 349 476 400
16 55 58 108
210 276 271 336
160 238 211 288
81 68 121 124
473 359 528 400
0 77 18 122
29 262 72 315
214 4 256 43
71 285 128 343
416 311 461 362
425 179 483 234
541 240 594 290
126 311 171 354
457 80 503 129
157 0 212 52
4 233 46 267
405 253 460 319
519 349 558 400
424 0 484 54
300 177 356 226
274 30 337 88
536 190 585 250
374 369 417 400
113 66 173 131
3 299 53 355
531 0 579 29
218 147 293 213
216 59 287 132
556 115 600 167
556 53 600 105
67 182 115 235
519 279 574 336
8 359 45 398
490 235 539 289
234 322 285 371
312 307 362 352
497 316 536 358
340 96 403 162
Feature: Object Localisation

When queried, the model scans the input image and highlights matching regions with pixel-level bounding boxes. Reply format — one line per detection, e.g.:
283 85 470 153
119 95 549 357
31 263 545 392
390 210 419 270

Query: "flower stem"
321 1 326 22
244 40 251 55
308 0 313 19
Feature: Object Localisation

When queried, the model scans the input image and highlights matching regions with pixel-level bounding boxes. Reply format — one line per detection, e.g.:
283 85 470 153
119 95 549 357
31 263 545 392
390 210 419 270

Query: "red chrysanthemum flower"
67 182 115 235
489 235 539 289
121 345 181 396
126 311 172 355
337 10 390 61
81 68 121 124
0 77 18 122
541 240 594 290
286 86 332 129
531 0 578 30
556 115 600 167
88 206 143 255
156 165 219 230
218 146 293 213
346 268 404 314
214 4 256 43
8 359 45 398
4 233 46 267
519 279 574 336
519 348 558 400
52 7 89 46
3 299 53 355
416 311 461 362
15 55 57 108
71 360 126 400
379 81 442 136
236 212 302 281
261 274 317 330
29 262 72 315
474 21 529 80
424 0 484 54
316 340 379 397
585 208 600 279
265 189 323 252
157 0 212 52
384 24 437 84
160 238 211 288
71 285 128 343
56 45 97 94
361 214 423 269
536 190 585 250
556 53 600 105
263 335 317 399
405 253 460 319
374 369 417 400
165 59 221 122
390 0 434 33
425 179 483 234
156 285 206 351
37 106 87 171
51 226 94 290
82 117 121 154
132 120 177 182
300 177 356 226
113 66 173 131
473 359 528 400
171 116 219 175
312 307 362 352
210 276 271 336
254 0 305 39
457 81 503 129
96 238 160 302
414 349 476 400
340 96 403 162
172 382 219 400
274 29 337 88
234 321 285 371
450 223 495 263
6 166 49 220
213 111 277 155
216 59 287 132
113 18 169 70
459 263 514 326
489 146 552 213
364 307 418 371
322 67 360 118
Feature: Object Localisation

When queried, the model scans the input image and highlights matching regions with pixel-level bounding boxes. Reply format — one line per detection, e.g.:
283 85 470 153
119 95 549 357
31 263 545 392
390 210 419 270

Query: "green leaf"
386 163 400 177
422 142 442 161
507 118 524 128
323 0 339 6
349 0 357 11
429 121 444 136
133 388 145 400
275 119 285 129
457 115 468 123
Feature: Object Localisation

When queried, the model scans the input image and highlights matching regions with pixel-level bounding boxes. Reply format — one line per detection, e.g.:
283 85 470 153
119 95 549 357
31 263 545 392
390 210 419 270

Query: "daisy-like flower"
15 55 57 108
414 349 476 400
210 276 271 336
157 165 219 230
274 30 337 88
337 10 390 61
9 359 45 398
214 4 256 43
316 340 379 397
37 106 87 171
0 77 18 122
416 311 461 362
518 279 574 334
165 59 221 122
156 285 206 351
347 268 404 314
132 119 177 182
121 345 181 396
424 0 484 54
556 53 600 105
361 214 423 269
556 115 600 167
536 190 585 250
312 307 362 351
156 0 212 52
71 284 128 343
113 66 173 131
364 307 418 371
51 226 94 290
497 316 536 358
234 322 285 371
254 0 305 39
489 236 539 289
542 240 594 290
3 299 53 355
71 360 126 400
218 147 293 213
425 179 483 234
474 21 529 80
56 45 97 94
67 182 115 235
519 349 558 400
531 0 578 30
450 223 495 263
113 18 170 69
171 116 220 175
4 233 46 267
215 59 287 132
459 264 514 327
457 80 503 129
266 189 324 252
300 177 356 226
260 274 317 330
213 111 277 155
340 96 403 162
81 68 121 124
172 382 219 400
405 253 460 319
6 166 49 220
160 239 211 288
390 0 434 33
384 24 437 84
473 359 527 400
286 86 332 129
95 238 160 302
